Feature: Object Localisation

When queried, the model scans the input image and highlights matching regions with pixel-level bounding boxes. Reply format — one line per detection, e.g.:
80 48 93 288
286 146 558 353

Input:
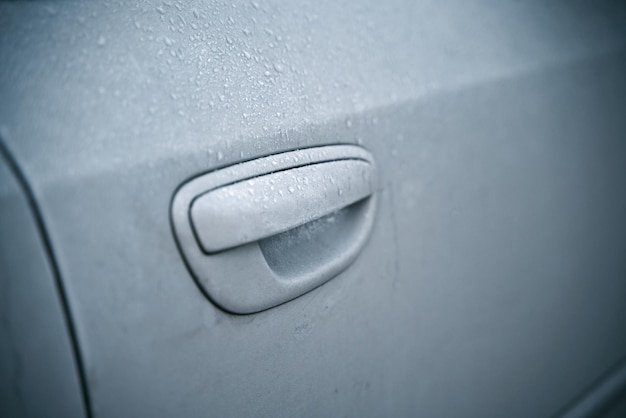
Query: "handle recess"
171 145 377 314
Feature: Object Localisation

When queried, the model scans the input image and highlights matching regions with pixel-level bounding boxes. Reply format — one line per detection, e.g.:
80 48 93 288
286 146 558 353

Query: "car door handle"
171 145 377 314
190 159 375 253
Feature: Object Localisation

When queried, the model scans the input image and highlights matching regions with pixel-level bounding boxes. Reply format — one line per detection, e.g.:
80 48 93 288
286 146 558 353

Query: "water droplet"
97 35 107 47
217 151 224 161
345 118 352 128
156 6 165 15
273 62 284 73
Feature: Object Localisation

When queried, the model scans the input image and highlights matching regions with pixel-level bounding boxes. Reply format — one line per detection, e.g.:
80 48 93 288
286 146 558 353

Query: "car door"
1 1 626 417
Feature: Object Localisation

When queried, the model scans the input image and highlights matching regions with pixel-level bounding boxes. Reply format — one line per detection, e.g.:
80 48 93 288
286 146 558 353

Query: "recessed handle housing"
171 145 377 314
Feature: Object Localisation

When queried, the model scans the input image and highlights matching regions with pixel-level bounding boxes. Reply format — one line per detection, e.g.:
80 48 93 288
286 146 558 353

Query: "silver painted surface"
0 153 85 418
560 359 626 418
1 1 626 417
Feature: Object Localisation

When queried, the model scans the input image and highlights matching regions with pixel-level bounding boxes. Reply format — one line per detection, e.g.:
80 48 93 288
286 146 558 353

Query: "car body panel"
0 152 85 418
1 1 626 417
